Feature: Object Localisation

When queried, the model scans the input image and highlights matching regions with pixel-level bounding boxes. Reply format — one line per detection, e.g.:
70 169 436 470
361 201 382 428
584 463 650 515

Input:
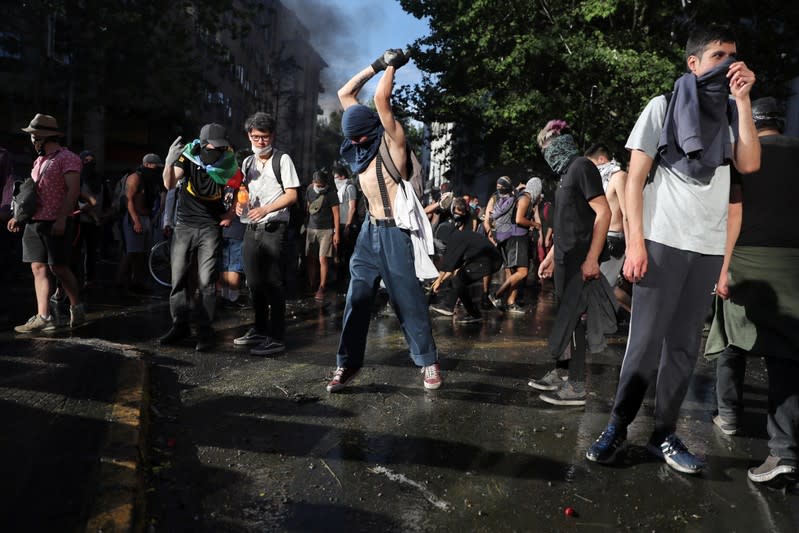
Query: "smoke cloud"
281 0 418 115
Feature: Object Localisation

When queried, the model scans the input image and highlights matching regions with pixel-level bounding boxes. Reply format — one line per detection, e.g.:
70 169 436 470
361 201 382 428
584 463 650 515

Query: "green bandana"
182 140 238 185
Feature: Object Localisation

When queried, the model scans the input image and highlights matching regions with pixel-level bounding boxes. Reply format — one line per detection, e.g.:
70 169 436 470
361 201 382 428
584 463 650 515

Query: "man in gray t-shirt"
585 24 761 476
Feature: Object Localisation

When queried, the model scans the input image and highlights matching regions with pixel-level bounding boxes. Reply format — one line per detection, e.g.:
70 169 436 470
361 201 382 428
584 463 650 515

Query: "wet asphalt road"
140 284 799 532
1 257 795 532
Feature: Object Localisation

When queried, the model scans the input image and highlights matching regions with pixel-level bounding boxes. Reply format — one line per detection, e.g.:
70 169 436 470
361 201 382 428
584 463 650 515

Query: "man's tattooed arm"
338 66 376 110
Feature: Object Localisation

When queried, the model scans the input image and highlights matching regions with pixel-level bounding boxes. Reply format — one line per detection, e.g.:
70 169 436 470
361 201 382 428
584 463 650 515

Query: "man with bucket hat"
9 113 86 333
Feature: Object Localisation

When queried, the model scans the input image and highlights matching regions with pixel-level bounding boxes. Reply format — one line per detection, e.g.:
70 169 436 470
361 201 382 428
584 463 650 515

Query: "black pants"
243 223 287 341
552 253 587 381
438 257 493 317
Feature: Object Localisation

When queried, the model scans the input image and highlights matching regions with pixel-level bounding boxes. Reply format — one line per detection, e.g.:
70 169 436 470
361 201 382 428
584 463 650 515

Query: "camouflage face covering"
181 139 238 185
542 133 579 175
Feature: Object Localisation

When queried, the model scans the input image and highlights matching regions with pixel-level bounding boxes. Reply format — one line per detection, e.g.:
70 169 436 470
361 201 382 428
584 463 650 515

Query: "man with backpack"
233 112 300 356
486 176 540 314
326 48 441 393
117 153 164 292
9 113 86 332
305 169 340 302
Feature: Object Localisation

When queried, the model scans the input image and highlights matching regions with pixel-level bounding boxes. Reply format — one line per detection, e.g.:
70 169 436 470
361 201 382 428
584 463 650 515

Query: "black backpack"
241 149 285 191
242 150 304 226
12 177 38 224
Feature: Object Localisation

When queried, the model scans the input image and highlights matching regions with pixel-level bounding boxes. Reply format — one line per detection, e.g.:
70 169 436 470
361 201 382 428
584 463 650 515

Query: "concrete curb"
85 355 149 533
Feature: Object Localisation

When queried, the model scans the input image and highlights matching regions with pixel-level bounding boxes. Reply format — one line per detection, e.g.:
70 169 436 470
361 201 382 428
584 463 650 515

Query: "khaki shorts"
306 228 334 257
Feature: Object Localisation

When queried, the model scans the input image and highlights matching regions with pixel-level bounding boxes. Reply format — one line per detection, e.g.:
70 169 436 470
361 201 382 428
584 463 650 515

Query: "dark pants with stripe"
609 240 722 441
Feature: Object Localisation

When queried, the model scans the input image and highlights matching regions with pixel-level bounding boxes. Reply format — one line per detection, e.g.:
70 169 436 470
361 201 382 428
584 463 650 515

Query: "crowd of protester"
2 23 796 487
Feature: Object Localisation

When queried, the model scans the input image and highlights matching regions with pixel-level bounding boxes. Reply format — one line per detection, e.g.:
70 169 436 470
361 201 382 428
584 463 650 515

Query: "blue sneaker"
586 423 627 464
647 434 704 474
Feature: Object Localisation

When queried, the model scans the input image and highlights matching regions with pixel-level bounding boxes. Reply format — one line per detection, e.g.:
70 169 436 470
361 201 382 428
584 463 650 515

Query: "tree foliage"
399 0 799 169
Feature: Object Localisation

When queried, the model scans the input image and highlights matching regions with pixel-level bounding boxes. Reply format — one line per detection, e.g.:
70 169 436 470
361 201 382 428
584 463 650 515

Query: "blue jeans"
336 219 437 368
169 224 221 328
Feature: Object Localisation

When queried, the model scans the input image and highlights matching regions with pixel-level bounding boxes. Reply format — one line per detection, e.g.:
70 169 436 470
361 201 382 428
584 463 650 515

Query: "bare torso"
358 139 405 219
605 171 625 233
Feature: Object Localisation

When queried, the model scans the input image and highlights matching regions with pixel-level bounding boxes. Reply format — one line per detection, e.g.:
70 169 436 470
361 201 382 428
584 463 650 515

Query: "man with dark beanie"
326 48 441 392
586 24 760 475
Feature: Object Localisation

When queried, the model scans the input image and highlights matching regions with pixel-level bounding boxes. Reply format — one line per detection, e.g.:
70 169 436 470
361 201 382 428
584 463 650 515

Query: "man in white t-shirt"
585 24 760 475
232 112 300 356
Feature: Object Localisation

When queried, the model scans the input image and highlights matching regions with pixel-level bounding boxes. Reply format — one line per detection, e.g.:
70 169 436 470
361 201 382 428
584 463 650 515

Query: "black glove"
371 54 388 73
384 48 410 69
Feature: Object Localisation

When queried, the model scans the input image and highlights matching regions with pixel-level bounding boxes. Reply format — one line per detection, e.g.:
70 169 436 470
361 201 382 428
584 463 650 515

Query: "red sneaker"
326 367 360 392
422 362 442 390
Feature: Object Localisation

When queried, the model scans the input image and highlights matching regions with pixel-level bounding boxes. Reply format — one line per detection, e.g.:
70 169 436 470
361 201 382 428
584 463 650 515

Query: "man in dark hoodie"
586 24 760 475
326 48 441 393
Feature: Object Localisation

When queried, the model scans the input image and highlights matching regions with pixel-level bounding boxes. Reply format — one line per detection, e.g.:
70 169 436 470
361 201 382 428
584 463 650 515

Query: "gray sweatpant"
609 240 722 440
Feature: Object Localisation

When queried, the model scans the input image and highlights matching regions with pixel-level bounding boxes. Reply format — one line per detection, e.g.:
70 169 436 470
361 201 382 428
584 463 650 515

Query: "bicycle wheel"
148 240 172 287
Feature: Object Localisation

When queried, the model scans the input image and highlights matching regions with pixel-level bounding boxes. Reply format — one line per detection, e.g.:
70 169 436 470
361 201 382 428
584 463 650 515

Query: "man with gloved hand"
326 47 442 393
159 124 237 352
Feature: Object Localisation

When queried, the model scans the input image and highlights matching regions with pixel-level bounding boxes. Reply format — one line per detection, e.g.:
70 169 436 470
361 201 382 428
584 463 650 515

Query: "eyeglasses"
249 134 271 142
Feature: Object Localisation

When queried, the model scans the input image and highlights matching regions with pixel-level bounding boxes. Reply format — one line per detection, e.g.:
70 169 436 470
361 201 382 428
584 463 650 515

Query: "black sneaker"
195 331 214 352
250 338 285 356
429 304 454 317
488 293 504 310
586 423 627 464
233 328 269 346
748 455 797 483
159 325 190 345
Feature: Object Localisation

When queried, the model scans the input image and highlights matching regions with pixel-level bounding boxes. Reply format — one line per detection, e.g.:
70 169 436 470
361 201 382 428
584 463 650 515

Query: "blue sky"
285 0 430 114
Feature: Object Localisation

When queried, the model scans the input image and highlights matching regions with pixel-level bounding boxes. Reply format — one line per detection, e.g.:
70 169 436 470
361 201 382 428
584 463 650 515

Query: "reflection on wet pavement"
138 286 798 532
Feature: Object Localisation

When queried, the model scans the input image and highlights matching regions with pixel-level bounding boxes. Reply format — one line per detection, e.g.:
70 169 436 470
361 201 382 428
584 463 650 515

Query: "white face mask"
251 144 272 157
313 185 326 193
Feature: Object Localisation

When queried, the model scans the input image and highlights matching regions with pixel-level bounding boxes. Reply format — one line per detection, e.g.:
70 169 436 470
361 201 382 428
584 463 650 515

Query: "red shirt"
31 148 82 221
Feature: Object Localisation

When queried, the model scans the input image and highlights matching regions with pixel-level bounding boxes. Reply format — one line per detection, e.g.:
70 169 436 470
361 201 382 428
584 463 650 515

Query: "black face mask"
81 161 100 192
200 147 224 166
452 212 467 226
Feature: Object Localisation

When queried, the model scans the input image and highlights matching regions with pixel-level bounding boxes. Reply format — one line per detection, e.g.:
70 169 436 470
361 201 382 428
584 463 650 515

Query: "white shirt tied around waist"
393 180 438 280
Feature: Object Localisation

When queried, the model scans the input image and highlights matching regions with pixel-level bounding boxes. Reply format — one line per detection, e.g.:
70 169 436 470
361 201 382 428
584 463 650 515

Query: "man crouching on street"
326 49 441 392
